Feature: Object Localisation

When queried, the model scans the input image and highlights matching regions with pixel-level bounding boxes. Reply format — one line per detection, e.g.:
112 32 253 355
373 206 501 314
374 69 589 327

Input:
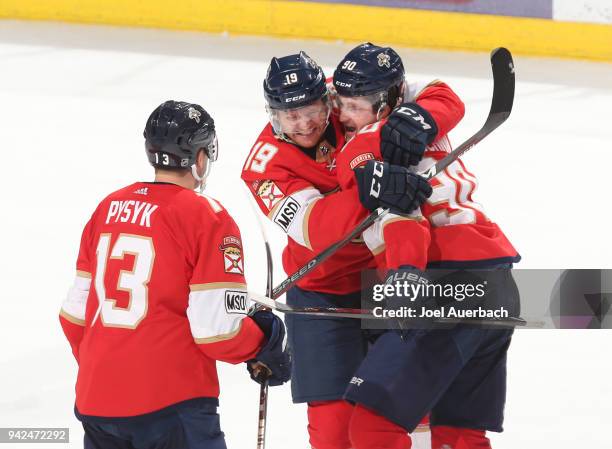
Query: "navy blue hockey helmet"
263 51 327 110
144 100 218 169
333 43 405 102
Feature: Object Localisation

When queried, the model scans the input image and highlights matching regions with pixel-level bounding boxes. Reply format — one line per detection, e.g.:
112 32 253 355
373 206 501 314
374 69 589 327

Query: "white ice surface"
0 20 611 449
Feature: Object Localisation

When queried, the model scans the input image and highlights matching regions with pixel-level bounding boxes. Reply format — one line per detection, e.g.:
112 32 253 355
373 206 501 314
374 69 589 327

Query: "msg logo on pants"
225 290 248 314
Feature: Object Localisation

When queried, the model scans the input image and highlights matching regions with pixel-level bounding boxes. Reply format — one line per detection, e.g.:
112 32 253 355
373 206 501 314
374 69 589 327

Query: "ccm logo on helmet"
335 81 352 88
285 94 306 103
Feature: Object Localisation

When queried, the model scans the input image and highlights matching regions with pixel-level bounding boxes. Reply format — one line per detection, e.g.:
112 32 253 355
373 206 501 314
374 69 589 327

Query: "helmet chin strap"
374 82 406 120
375 103 387 121
192 161 212 193
375 91 388 121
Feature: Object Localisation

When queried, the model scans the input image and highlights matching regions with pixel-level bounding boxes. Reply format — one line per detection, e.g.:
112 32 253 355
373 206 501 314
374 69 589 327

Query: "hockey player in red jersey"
242 52 435 449
60 101 290 449
334 43 519 272
328 43 521 449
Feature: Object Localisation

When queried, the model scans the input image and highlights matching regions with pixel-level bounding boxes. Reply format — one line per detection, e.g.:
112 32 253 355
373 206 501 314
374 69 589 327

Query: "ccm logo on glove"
394 106 434 131
381 102 438 168
369 161 385 198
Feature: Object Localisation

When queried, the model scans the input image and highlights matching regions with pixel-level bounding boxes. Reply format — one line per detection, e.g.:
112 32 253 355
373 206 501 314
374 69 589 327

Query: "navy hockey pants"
285 286 378 403
344 265 518 433
79 398 226 449
344 326 513 433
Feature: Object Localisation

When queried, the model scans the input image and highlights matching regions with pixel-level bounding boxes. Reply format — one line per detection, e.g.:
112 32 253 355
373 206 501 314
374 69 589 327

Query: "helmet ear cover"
370 82 403 116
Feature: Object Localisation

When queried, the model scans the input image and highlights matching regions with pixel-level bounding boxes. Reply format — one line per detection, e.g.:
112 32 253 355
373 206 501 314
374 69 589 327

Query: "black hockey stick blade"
488 47 515 123
424 47 515 179
270 48 515 300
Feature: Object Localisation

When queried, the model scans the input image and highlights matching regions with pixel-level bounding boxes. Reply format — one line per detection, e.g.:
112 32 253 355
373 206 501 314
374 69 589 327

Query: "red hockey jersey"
337 83 520 269
59 182 264 417
241 116 375 295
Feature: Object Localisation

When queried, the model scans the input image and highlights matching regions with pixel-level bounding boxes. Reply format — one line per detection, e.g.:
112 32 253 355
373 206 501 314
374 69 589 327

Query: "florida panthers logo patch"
377 53 391 68
257 180 285 211
219 236 244 275
188 107 201 123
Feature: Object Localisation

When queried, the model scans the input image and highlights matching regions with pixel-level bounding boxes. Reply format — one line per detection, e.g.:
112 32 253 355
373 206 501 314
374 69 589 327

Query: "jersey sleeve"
336 123 431 271
187 203 264 364
407 81 465 142
241 135 370 252
59 215 95 362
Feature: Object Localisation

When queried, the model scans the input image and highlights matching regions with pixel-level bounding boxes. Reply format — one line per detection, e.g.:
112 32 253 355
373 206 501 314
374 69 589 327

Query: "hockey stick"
248 290 545 328
255 231 272 449
271 47 515 300
250 289 380 319
244 189 273 449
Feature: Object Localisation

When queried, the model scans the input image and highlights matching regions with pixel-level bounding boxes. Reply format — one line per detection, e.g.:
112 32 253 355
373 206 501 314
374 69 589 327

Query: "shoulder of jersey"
194 192 227 216
406 79 444 101
163 188 231 224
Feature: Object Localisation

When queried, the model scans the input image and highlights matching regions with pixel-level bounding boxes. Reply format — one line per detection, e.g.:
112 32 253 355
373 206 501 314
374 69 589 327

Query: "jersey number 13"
93 234 155 329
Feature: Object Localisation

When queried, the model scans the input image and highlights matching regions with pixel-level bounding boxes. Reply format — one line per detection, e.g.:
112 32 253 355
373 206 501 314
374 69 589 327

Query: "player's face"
273 99 330 147
336 95 378 140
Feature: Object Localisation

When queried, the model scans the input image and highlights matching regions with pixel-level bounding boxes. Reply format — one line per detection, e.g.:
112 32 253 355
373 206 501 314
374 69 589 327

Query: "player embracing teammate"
243 43 520 449
331 43 521 449
242 52 382 449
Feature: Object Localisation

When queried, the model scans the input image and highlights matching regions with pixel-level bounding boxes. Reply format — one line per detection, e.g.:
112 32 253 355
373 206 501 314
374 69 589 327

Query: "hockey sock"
307 400 354 449
349 404 412 449
411 415 432 449
431 426 491 449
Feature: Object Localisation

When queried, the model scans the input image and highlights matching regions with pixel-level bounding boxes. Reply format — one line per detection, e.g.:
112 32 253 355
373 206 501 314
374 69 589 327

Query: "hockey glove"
380 266 446 338
247 310 291 387
381 102 438 168
354 160 432 215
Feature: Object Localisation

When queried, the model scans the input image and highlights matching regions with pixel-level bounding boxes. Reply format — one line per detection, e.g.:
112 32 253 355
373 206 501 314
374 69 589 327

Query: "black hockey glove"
247 310 291 387
381 102 438 168
354 160 432 215
381 266 433 338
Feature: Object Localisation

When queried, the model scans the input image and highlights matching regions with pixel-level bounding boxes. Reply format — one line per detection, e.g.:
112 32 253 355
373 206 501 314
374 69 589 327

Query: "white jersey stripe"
187 286 250 344
60 274 90 326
